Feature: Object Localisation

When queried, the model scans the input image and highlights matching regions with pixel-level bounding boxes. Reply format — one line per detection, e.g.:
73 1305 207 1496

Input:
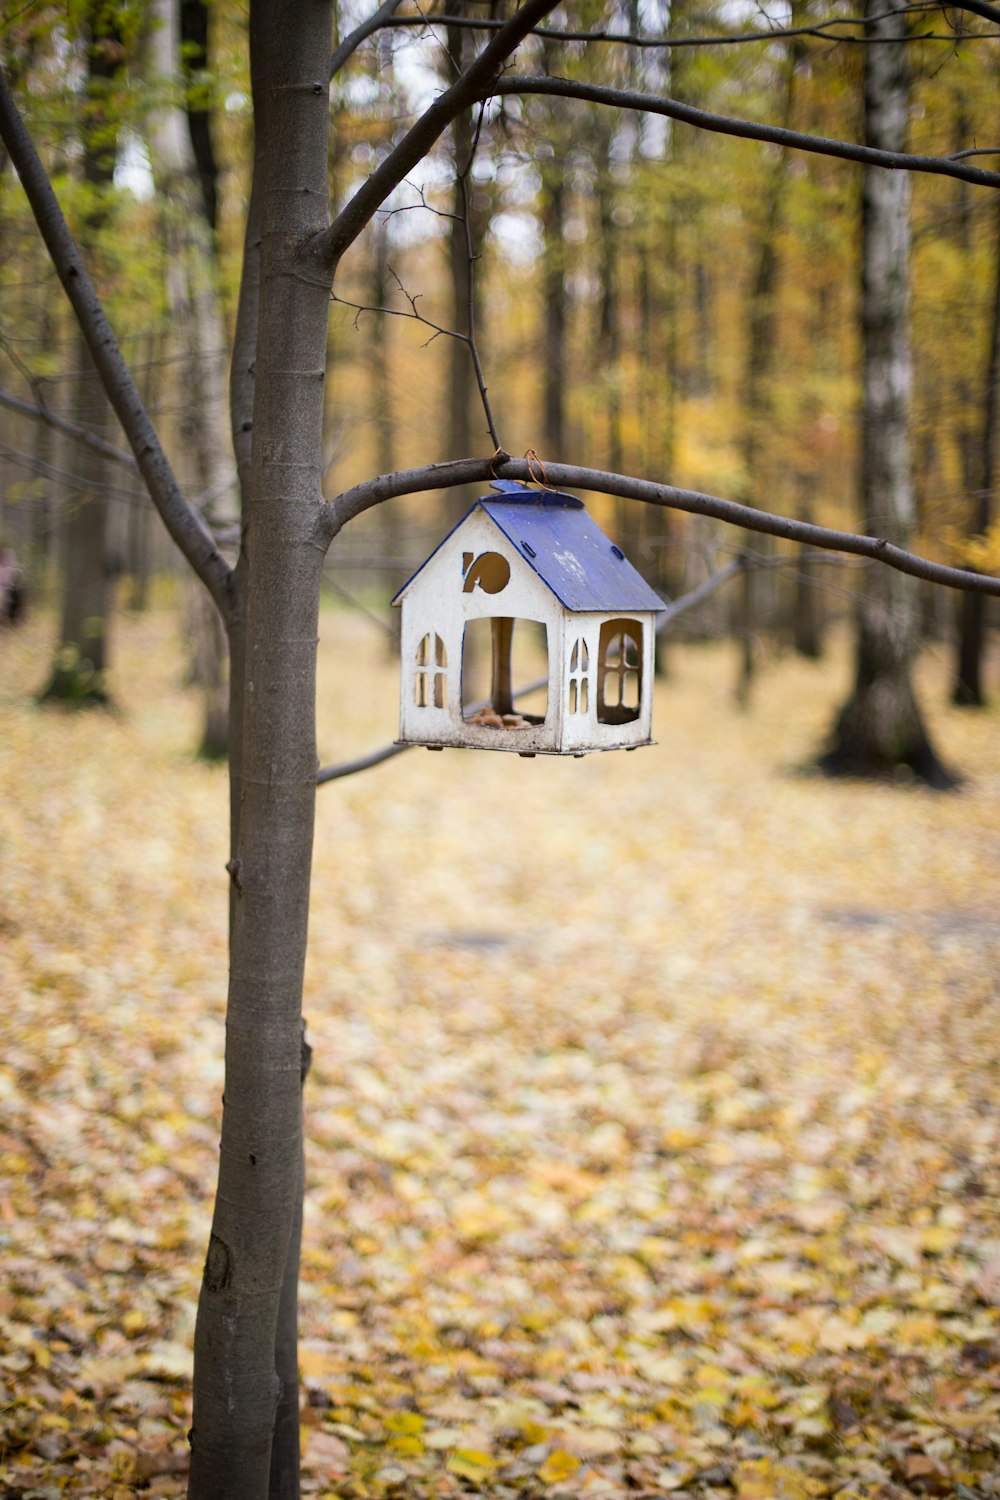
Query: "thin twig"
324 574 396 636
332 272 464 349
947 146 1000 160
0 385 140 472
377 181 462 224
0 384 237 519
383 1 994 47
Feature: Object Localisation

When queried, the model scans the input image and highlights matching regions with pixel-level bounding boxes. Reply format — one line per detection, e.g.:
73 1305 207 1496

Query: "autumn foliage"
1 606 999 1498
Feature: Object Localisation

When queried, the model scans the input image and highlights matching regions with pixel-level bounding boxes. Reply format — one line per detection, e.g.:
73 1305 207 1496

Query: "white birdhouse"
392 481 665 756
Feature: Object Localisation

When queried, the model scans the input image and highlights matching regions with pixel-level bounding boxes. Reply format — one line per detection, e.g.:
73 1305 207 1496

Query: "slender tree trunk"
734 25 798 705
541 168 567 458
371 208 403 645
149 0 232 757
733 551 755 711
38 331 114 703
39 11 120 706
819 0 957 787
952 192 1000 706
597 133 624 479
187 2 334 1495
445 7 490 520
793 497 824 659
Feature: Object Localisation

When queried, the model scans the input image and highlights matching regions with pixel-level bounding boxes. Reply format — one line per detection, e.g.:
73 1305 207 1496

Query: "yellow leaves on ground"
537 1448 582 1485
447 1449 497 1482
735 1458 825 1499
2 609 1000 1499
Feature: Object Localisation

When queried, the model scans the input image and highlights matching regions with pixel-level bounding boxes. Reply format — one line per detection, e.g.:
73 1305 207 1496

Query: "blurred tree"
148 0 232 757
445 3 494 518
819 0 956 786
38 7 124 705
952 193 1000 706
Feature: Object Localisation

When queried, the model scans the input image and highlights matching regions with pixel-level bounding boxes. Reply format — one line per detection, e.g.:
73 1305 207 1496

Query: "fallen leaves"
1 609 1000 1498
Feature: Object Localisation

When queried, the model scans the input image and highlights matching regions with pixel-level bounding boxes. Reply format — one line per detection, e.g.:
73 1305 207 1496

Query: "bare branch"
490 77 1000 191
950 0 1000 22
0 385 140 473
0 68 235 622
311 0 561 270
384 3 992 48
317 741 410 783
333 270 463 345
320 454 1000 597
0 439 148 505
331 0 407 79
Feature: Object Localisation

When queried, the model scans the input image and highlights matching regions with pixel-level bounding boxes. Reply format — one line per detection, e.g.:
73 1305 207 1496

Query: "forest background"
3 0 1000 648
1 0 1000 1498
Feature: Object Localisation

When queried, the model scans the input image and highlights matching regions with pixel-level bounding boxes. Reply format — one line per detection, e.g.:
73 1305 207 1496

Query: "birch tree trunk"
819 0 956 787
187 1 334 1494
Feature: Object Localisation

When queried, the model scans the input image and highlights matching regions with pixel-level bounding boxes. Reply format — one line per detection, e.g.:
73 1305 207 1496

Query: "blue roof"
393 481 665 613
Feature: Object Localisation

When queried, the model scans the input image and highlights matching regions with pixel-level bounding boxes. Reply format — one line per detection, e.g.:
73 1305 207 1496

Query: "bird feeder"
392 480 664 756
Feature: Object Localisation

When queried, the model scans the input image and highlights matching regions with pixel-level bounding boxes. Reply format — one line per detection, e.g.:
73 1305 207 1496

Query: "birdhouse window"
597 619 642 725
568 637 590 715
415 632 448 708
462 617 548 727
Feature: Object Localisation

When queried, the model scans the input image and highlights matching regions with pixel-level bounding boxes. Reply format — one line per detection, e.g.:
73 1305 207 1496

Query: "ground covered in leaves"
2 605 1000 1500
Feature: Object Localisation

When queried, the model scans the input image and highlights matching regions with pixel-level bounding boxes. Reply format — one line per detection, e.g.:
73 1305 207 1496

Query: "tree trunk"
444 8 490 521
38 332 114 703
819 0 957 787
541 167 567 458
597 130 624 480
38 10 120 706
371 207 403 646
148 0 233 757
952 192 1000 707
792 497 824 659
734 22 799 705
187 1 334 1495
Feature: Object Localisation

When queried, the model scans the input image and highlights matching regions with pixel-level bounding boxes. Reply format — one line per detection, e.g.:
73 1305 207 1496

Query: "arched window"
597 619 642 724
568 637 589 715
415 632 447 708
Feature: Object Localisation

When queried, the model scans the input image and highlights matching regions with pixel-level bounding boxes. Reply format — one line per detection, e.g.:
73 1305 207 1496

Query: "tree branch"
951 0 1000 22
0 66 235 622
310 0 561 271
320 455 1000 596
0 384 140 473
384 3 994 48
489 77 1000 190
330 0 407 77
